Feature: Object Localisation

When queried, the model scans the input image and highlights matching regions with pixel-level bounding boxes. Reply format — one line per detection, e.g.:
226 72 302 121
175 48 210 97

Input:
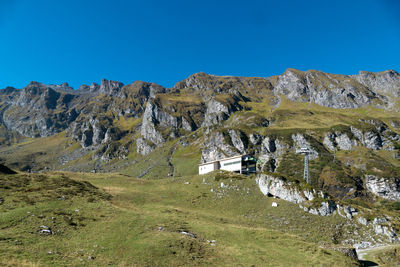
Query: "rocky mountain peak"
99 79 124 96
27 81 45 87
124 81 166 99
77 82 101 93
0 86 18 95
174 72 215 91
47 82 74 92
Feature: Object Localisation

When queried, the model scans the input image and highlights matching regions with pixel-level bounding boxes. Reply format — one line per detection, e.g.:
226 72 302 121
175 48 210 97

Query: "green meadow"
0 171 358 266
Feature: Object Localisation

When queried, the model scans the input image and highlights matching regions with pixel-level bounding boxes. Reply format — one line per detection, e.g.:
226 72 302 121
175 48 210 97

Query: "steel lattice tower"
296 147 311 184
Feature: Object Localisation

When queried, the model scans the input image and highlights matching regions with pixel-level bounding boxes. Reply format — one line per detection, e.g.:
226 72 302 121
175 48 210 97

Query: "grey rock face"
182 117 193 131
257 174 336 216
363 132 383 150
138 100 196 155
94 142 129 162
99 79 124 96
312 86 374 109
373 217 388 225
68 115 122 149
274 69 387 109
2 83 79 137
354 70 400 97
350 123 398 151
337 205 359 220
350 126 364 142
309 201 336 216
274 69 309 102
249 133 263 145
228 129 246 154
323 132 356 151
323 133 336 151
365 175 400 200
202 99 230 127
336 133 355 150
174 72 274 99
261 136 278 154
258 137 287 172
139 102 165 150
372 218 397 241
175 72 214 92
136 138 155 155
201 131 238 163
257 174 306 204
303 190 315 201
291 133 318 159
357 217 369 226
344 206 356 219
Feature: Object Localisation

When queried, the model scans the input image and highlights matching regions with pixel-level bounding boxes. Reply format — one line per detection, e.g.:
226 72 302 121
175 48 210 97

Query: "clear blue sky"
1 0 399 89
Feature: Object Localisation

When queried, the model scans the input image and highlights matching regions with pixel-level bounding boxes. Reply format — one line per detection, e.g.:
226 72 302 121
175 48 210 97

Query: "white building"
198 160 220 175
219 155 243 173
198 155 256 175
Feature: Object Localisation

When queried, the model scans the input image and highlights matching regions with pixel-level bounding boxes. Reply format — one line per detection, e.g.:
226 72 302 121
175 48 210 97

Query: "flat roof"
198 154 243 166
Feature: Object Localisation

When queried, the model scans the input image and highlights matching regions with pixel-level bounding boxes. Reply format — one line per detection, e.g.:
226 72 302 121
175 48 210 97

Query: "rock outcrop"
274 69 387 109
354 70 400 98
137 99 198 155
365 175 400 201
256 174 335 216
323 132 356 151
257 174 399 243
291 133 319 159
2 82 79 137
137 101 165 154
68 115 122 148
201 131 239 163
258 137 288 172
201 98 243 127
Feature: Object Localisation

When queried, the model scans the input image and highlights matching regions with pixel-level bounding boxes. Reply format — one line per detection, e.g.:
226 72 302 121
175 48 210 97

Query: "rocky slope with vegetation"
1 69 400 255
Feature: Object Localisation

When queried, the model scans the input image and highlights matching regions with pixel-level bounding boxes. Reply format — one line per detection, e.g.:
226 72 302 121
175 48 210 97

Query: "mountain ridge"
0 68 400 199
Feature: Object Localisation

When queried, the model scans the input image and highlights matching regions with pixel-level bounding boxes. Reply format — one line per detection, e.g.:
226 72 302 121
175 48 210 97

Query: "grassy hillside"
0 171 359 266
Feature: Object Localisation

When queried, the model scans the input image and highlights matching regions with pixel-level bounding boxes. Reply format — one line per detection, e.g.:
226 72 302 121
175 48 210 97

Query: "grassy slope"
0 171 358 266
0 132 71 171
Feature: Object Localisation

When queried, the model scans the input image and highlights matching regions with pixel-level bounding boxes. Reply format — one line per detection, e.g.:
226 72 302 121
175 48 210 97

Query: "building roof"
198 154 243 166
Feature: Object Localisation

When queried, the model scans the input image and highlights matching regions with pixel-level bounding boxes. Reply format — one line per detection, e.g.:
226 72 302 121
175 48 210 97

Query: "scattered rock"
38 225 53 235
180 231 197 238
357 217 369 226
